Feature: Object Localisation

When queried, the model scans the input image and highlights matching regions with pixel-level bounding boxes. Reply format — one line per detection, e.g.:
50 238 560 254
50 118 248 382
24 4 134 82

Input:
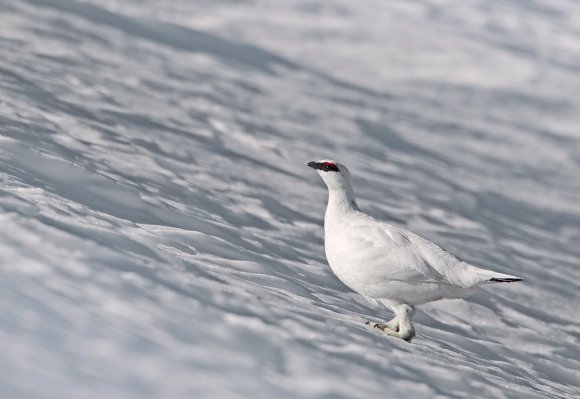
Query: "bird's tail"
489 276 522 283
480 270 523 283
452 262 523 288
443 262 523 289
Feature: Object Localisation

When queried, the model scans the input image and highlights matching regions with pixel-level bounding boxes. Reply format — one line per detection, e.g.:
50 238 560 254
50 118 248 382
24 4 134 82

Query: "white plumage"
308 159 522 341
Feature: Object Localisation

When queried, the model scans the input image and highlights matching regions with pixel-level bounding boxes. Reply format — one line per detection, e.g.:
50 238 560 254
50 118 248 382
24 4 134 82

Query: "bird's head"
307 159 353 191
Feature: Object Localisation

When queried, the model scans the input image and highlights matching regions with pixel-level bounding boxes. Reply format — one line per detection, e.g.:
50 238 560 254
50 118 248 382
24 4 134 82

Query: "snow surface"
1 0 580 398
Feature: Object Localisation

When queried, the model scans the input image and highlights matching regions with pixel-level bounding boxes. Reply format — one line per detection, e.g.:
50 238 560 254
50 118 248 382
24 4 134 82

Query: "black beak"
307 161 321 170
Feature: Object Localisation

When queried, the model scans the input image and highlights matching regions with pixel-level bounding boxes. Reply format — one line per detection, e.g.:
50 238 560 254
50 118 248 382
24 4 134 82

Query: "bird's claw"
365 321 395 334
365 321 412 341
367 321 386 330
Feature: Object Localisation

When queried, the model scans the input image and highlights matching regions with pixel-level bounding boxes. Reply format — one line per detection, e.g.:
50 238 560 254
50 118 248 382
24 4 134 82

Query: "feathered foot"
365 304 416 342
366 321 415 342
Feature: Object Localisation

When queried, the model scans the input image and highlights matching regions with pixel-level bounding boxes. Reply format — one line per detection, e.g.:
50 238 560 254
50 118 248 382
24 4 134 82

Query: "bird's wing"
334 216 445 283
405 232 493 288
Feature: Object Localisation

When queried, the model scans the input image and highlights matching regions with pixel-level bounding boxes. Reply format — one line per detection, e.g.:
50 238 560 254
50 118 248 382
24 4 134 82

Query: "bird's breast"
324 228 384 295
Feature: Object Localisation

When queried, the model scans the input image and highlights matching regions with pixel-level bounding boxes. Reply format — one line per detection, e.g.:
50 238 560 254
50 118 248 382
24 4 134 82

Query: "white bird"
308 159 522 342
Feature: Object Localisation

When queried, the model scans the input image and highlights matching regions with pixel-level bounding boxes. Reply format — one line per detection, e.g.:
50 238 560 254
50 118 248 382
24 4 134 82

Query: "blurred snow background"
1 0 580 398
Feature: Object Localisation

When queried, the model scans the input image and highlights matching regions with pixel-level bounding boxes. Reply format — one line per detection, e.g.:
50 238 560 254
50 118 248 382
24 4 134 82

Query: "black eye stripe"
322 162 339 172
307 161 339 172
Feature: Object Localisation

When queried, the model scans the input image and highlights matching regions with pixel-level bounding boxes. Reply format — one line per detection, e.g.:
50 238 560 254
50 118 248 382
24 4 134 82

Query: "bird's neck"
325 187 360 219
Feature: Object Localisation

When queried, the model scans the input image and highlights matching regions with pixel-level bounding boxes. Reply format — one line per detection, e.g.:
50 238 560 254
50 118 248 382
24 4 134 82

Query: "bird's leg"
370 305 415 342
385 316 399 332
391 304 415 342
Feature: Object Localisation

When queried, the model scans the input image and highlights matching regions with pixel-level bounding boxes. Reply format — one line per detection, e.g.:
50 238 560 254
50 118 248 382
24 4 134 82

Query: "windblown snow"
1 1 580 398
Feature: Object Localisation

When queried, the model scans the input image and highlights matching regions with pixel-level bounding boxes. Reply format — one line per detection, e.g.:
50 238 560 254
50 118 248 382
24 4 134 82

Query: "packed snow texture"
1 1 580 398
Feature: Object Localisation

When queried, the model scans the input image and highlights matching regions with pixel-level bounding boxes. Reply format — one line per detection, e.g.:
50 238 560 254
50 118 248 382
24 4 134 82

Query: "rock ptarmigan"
308 159 522 342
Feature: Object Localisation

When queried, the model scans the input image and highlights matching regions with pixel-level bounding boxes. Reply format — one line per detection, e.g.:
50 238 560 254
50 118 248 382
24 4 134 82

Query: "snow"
1 0 580 398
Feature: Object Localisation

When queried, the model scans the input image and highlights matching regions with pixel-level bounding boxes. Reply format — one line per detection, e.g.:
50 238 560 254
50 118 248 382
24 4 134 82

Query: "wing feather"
330 217 444 284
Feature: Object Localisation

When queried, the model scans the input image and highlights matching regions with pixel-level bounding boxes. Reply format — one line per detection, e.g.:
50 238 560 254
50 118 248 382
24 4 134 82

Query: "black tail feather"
489 277 523 283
